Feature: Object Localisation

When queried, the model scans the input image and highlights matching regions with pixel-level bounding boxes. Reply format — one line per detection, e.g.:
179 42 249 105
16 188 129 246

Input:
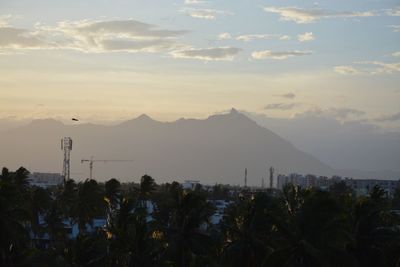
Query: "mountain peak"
230 108 239 115
136 114 153 121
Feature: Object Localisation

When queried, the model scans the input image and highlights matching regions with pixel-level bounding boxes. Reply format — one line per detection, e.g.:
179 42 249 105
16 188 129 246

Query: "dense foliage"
1 167 400 267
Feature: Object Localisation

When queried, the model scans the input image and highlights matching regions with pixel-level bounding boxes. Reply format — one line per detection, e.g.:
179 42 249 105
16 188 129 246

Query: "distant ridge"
2 109 389 184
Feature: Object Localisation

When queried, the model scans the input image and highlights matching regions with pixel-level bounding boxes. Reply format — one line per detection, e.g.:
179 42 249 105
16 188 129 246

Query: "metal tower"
244 168 248 188
269 166 275 189
61 137 73 182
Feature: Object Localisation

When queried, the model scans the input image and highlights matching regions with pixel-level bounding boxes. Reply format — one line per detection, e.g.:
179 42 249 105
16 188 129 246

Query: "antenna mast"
269 166 275 189
244 168 248 188
61 137 73 182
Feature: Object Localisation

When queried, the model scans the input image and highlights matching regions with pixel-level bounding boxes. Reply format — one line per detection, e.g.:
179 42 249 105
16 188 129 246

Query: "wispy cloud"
274 93 296 99
388 25 400 32
385 7 400 16
334 65 359 75
0 19 188 53
263 6 376 24
171 47 242 61
297 32 314 42
393 51 400 57
357 61 400 74
335 60 400 75
217 32 291 42
180 8 234 20
0 14 14 27
298 107 366 120
251 50 311 60
217 32 232 40
264 103 300 110
184 0 205 5
0 27 51 50
236 34 290 42
375 112 400 122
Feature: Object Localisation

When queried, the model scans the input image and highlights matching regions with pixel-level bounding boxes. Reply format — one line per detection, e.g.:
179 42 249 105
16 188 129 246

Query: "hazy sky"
0 0 399 130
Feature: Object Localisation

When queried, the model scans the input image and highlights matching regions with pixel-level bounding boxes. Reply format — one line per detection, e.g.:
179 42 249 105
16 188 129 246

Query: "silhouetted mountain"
246 112 400 176
0 109 364 184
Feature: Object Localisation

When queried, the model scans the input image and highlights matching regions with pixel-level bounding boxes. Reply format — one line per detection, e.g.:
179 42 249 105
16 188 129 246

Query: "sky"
0 0 399 131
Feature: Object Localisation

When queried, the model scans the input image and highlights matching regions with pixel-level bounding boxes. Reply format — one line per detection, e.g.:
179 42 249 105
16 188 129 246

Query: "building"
277 173 400 197
182 180 201 190
29 172 63 188
344 178 400 197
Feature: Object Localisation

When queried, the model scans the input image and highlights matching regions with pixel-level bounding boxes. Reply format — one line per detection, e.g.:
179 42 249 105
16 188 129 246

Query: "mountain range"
0 109 398 184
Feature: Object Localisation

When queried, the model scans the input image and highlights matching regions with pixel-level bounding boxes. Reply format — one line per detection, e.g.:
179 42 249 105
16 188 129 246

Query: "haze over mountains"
0 109 398 184
245 112 400 178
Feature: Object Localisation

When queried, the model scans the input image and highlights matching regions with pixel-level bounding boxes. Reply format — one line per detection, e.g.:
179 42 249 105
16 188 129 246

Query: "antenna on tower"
269 166 275 189
244 168 248 188
61 137 72 183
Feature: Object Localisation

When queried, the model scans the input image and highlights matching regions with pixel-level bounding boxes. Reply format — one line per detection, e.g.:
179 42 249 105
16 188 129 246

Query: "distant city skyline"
0 0 399 131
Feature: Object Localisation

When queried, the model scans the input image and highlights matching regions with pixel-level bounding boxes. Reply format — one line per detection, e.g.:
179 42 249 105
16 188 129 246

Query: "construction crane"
81 156 133 180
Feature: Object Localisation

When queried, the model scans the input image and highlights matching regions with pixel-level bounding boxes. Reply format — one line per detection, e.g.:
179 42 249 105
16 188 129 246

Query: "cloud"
264 103 300 110
184 0 204 4
297 32 314 42
0 27 50 49
218 32 232 40
334 65 359 75
0 14 14 27
251 50 311 60
236 34 290 42
171 47 242 61
392 51 400 57
180 8 234 20
298 107 366 119
357 61 400 74
375 112 400 122
0 19 187 54
217 33 291 42
335 61 400 75
389 25 400 32
263 6 376 24
274 93 296 99
386 7 400 16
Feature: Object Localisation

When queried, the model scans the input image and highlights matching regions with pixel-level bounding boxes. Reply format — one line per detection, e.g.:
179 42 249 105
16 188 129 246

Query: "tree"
139 174 156 201
71 179 105 235
164 191 215 267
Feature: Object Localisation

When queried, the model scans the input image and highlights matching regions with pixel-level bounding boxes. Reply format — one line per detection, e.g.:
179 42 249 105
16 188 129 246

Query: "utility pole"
61 137 72 183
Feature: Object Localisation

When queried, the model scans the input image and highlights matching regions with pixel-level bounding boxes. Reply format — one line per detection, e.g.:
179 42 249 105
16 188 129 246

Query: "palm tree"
350 185 400 267
164 190 215 267
30 187 52 243
105 178 121 210
0 167 30 266
71 179 105 235
264 188 354 267
139 174 156 201
107 195 163 267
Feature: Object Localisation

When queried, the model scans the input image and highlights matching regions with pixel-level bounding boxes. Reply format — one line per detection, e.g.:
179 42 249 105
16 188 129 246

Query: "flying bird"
72 118 79 121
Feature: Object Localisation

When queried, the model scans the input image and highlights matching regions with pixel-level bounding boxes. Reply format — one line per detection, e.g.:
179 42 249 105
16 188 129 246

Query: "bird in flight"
72 118 79 121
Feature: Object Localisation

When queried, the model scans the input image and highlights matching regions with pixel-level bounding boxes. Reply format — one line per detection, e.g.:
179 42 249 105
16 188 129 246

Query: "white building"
182 180 200 190
29 172 63 188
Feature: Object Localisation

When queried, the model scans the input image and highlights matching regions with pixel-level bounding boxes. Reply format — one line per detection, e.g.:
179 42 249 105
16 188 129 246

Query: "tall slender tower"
61 137 73 182
244 168 248 188
269 166 274 189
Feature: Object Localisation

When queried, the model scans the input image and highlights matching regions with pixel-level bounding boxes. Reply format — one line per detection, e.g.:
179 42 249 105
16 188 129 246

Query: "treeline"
1 167 400 267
